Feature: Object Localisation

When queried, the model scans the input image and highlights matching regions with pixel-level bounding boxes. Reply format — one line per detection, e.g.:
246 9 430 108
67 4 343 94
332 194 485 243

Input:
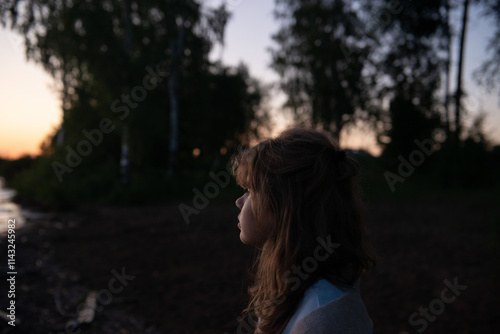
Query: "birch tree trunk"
120 0 132 184
167 7 185 178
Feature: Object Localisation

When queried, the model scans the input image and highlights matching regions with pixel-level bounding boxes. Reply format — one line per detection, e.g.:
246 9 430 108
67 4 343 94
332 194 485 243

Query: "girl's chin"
239 233 264 249
239 233 252 245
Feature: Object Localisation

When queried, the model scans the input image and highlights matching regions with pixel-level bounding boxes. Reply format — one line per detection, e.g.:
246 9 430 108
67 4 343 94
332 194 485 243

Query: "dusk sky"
0 0 498 158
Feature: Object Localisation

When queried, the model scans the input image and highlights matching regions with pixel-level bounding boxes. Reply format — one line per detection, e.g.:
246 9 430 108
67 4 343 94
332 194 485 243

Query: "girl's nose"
235 196 243 210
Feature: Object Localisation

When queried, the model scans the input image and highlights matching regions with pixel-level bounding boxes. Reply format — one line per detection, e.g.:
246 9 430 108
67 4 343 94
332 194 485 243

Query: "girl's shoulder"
282 279 348 334
289 279 374 334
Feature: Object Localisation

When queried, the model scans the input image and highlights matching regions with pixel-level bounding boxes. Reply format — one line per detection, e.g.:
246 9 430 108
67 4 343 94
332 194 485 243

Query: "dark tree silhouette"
474 0 500 95
0 0 266 204
270 0 377 139
374 0 450 155
454 0 470 144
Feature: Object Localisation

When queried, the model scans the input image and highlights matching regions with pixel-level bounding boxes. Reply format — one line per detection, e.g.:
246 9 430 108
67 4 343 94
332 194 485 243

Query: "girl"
232 128 375 334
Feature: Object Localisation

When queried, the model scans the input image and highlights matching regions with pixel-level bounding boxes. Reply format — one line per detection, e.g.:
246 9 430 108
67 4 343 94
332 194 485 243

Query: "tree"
443 0 453 141
454 0 470 144
375 0 450 156
270 0 377 138
270 0 450 148
474 0 500 95
0 0 265 204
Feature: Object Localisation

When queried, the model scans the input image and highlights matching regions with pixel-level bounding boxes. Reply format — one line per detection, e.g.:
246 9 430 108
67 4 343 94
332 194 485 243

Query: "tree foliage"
270 0 377 137
270 0 451 148
0 0 266 204
474 0 500 94
376 0 449 156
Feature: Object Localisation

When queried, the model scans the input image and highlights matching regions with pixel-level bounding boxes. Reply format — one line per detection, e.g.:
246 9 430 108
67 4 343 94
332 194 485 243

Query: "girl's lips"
238 222 241 229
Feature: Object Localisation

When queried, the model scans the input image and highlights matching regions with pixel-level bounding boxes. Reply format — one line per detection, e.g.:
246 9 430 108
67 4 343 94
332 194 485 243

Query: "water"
0 177 25 234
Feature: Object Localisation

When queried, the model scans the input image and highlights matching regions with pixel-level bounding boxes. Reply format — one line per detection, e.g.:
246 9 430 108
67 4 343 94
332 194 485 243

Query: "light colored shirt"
282 279 347 334
289 279 374 334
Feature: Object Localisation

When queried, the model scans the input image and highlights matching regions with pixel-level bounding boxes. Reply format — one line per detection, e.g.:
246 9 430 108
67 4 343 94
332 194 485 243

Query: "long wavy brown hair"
231 128 375 333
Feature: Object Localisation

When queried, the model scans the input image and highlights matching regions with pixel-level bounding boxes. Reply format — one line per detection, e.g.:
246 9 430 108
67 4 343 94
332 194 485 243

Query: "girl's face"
235 191 267 248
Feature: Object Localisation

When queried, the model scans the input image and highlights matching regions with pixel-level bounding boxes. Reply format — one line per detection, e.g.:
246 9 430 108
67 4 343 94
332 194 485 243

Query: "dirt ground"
0 188 499 333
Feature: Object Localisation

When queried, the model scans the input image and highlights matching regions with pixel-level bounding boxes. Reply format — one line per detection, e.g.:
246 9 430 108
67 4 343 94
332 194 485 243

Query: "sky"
0 31 61 158
0 0 498 158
